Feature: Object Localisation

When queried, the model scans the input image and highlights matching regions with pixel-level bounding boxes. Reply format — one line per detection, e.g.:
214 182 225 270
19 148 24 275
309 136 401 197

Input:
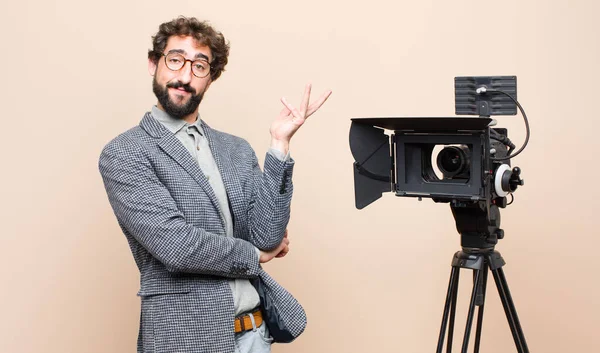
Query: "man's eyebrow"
166 49 210 62
194 53 210 62
166 49 186 55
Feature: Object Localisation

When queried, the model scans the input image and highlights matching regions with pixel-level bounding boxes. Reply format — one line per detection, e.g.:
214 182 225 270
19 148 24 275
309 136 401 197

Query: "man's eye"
169 58 182 64
194 63 207 70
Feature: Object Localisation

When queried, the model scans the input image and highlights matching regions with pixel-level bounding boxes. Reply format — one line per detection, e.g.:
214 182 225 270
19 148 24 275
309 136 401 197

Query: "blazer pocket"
140 281 226 353
140 288 196 353
137 277 191 297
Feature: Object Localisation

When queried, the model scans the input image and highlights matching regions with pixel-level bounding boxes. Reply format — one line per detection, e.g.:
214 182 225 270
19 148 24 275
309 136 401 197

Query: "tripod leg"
446 268 460 353
461 269 482 353
473 263 489 353
437 267 460 353
491 267 530 353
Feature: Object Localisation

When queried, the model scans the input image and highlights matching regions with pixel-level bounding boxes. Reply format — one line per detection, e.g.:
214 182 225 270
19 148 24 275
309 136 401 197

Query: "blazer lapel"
140 114 224 219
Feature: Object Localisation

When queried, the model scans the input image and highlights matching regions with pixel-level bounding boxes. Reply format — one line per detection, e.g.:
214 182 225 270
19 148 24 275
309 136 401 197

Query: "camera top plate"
350 117 492 132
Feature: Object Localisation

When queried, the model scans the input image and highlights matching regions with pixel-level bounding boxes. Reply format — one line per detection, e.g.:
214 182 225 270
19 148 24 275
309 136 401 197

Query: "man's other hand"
259 230 290 263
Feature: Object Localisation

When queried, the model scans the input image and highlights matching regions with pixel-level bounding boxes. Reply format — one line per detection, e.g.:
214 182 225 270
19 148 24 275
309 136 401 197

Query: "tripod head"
450 197 511 250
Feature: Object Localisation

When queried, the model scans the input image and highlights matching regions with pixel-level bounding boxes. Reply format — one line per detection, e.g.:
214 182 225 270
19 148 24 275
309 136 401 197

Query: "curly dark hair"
148 16 230 81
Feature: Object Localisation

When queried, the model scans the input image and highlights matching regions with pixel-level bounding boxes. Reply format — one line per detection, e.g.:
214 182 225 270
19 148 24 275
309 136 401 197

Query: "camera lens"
437 145 470 178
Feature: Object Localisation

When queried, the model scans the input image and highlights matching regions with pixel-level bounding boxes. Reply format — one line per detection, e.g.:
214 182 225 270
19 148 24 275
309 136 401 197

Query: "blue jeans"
234 314 273 353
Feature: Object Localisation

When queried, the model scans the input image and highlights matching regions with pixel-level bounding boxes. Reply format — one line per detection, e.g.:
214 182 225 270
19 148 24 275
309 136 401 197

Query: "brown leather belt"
234 309 263 333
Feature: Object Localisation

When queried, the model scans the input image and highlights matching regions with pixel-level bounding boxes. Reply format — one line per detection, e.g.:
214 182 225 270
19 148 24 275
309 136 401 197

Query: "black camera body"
350 76 524 248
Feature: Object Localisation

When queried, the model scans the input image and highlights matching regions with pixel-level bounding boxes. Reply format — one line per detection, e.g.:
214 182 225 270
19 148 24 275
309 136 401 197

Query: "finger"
279 106 291 117
284 229 288 238
306 90 332 117
276 246 289 258
300 83 311 116
280 97 304 122
275 247 286 257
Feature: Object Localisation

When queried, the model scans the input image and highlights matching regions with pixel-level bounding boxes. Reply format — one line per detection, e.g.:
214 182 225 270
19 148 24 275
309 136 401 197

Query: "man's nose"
177 61 193 84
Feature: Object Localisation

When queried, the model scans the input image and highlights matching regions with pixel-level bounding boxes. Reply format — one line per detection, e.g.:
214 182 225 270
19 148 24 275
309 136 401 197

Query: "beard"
152 77 204 120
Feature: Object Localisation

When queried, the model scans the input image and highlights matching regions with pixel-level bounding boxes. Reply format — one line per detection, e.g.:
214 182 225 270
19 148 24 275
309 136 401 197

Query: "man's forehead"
165 35 212 60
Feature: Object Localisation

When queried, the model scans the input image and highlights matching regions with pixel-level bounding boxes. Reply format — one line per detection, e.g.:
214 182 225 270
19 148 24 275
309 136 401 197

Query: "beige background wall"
2 0 599 352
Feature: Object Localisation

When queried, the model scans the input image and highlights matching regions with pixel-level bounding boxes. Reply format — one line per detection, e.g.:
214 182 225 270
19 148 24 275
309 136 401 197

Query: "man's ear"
148 58 157 76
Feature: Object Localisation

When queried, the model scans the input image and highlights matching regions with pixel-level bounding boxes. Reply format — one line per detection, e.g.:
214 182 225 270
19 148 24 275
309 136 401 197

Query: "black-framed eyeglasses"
162 52 212 78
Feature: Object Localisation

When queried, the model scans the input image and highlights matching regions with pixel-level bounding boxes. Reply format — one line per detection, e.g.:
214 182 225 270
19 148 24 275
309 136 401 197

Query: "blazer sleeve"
99 137 261 279
245 147 295 251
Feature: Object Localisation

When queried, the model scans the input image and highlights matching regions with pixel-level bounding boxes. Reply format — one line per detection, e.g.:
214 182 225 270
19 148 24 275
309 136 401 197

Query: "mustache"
166 81 196 94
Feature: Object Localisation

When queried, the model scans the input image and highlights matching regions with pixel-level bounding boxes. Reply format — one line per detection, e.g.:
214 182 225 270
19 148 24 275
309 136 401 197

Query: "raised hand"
269 84 332 154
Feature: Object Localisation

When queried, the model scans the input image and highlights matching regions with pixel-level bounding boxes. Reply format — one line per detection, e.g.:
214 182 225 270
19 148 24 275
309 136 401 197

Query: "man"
99 16 331 353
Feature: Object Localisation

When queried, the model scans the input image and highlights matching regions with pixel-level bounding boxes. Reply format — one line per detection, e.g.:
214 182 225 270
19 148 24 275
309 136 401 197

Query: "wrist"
270 139 289 155
255 246 261 261
258 250 269 264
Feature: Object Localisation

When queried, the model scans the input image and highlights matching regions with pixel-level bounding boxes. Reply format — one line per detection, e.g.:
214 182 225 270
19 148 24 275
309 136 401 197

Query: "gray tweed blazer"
99 113 306 353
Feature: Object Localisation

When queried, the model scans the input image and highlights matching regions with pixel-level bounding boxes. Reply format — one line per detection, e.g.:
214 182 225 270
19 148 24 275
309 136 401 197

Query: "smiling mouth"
170 87 191 96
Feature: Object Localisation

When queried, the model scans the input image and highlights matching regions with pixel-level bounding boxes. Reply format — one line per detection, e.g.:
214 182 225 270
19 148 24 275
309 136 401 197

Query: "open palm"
270 84 332 143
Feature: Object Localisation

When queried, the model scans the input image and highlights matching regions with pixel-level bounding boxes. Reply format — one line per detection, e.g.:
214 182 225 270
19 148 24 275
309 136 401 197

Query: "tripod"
435 248 529 353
